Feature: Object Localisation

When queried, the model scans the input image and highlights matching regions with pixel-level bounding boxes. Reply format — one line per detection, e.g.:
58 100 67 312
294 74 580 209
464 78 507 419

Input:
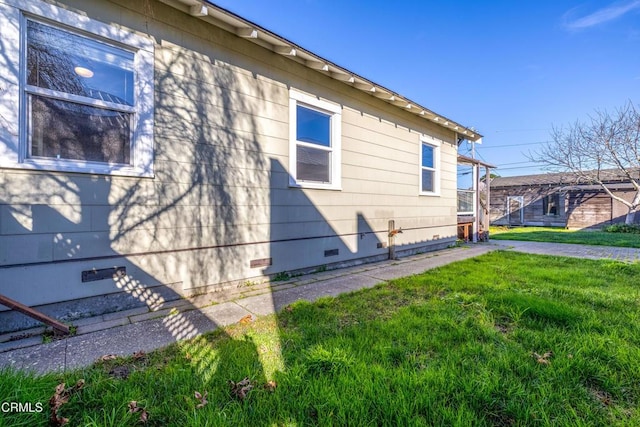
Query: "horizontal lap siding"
0 0 459 308
489 189 510 225
489 186 568 226
567 193 611 228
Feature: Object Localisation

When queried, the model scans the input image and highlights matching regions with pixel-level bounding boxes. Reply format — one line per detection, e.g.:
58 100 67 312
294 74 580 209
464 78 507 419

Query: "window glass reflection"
27 20 134 106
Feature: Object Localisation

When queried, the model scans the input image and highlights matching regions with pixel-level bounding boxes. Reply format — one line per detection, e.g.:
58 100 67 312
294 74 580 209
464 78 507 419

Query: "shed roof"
158 0 482 141
457 154 496 169
491 169 638 188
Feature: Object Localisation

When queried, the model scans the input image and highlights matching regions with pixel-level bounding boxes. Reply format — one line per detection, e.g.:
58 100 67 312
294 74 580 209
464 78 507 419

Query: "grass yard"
1 251 640 426
490 226 640 248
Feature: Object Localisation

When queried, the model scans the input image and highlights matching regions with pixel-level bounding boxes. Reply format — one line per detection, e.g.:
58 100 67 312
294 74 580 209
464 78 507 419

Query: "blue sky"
213 0 640 177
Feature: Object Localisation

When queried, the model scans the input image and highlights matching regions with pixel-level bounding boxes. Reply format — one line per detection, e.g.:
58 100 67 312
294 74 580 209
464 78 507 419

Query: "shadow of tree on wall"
0 1 273 380
1 3 461 423
264 158 385 277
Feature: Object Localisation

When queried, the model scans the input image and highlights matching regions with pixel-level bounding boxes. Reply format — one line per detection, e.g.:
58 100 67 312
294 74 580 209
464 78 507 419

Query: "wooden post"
0 294 70 335
388 219 396 260
473 162 479 242
485 165 491 239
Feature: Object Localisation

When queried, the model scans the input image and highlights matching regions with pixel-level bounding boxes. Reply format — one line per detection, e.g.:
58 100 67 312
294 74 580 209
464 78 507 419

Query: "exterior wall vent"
250 258 272 268
324 249 339 257
82 267 126 283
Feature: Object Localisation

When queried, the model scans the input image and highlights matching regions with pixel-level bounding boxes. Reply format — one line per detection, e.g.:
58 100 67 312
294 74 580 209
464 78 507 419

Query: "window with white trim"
420 138 440 195
0 0 154 177
289 89 341 190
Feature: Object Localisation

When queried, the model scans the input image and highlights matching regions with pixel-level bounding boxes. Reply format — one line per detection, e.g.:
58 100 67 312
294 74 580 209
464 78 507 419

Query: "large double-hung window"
26 20 135 165
289 89 341 190
0 0 154 177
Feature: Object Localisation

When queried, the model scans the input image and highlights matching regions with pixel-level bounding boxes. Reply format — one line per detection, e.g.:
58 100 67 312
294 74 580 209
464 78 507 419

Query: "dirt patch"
494 322 512 335
108 365 131 379
588 386 613 407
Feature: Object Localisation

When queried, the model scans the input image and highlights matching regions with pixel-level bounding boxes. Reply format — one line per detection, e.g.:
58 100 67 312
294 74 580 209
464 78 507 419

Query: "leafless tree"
530 102 640 224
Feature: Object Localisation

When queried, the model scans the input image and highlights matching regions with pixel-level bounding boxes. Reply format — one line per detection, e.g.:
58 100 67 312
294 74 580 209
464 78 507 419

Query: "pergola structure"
457 154 495 242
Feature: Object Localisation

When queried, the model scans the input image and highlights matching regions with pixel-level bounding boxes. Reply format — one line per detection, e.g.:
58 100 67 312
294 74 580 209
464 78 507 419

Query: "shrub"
602 223 640 234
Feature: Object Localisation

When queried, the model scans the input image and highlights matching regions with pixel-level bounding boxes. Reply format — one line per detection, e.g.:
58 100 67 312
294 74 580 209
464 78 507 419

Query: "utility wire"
495 160 539 166
475 140 551 149
497 165 547 171
494 128 550 133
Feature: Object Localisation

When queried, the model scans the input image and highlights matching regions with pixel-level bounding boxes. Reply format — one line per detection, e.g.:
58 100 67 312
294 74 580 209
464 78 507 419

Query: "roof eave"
157 0 482 141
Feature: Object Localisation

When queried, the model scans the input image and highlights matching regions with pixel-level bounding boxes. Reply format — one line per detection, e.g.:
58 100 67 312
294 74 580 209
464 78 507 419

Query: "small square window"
289 89 341 190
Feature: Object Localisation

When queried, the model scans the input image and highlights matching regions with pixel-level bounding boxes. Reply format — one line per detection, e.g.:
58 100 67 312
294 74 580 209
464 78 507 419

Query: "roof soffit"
157 0 482 141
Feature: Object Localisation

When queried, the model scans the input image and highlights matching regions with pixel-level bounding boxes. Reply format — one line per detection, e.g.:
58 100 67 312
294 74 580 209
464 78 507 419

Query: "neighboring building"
0 0 482 332
490 170 640 229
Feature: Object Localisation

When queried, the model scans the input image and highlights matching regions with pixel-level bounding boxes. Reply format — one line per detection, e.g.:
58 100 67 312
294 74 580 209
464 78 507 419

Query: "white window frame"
419 136 440 196
0 0 154 177
289 89 341 190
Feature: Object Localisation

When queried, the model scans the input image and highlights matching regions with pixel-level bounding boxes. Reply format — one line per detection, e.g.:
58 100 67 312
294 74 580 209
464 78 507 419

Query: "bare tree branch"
529 101 640 224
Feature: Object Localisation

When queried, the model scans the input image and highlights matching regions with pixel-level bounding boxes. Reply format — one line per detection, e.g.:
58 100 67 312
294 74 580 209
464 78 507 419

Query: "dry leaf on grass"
128 401 149 423
100 354 117 361
532 351 554 365
194 391 208 408
49 380 85 426
264 381 277 392
229 378 253 401
132 350 146 360
139 409 149 423
238 314 252 325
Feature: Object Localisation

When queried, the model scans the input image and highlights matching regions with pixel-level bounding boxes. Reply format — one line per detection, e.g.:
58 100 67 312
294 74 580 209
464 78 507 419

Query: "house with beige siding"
0 0 482 333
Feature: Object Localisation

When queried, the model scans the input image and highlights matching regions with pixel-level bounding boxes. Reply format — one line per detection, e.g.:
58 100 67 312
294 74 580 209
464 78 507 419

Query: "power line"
494 128 550 133
475 140 551 149
495 160 538 166
497 165 546 171
475 149 490 164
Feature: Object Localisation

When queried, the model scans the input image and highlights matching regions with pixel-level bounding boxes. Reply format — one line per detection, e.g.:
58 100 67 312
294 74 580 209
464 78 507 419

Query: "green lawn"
2 252 640 426
490 226 640 248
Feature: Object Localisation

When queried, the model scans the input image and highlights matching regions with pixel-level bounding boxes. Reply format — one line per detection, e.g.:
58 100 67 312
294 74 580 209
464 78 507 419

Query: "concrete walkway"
1 240 637 374
498 239 640 262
